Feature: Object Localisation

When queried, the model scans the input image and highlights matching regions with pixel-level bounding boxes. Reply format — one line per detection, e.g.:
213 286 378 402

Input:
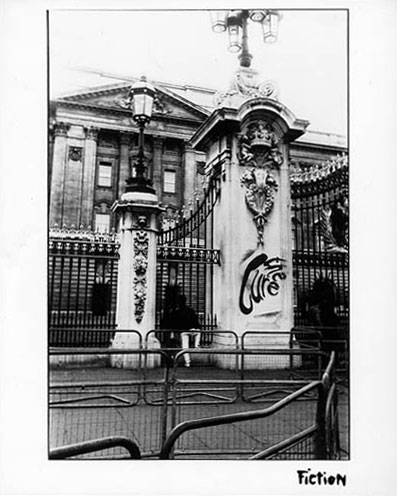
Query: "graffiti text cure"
239 254 287 314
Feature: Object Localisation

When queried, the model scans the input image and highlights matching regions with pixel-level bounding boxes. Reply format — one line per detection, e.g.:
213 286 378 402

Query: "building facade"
49 78 347 232
49 77 348 338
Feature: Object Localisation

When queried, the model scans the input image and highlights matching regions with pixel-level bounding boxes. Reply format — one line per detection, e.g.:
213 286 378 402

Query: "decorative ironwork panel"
157 246 221 265
158 176 221 246
156 177 220 330
291 155 349 329
49 228 119 342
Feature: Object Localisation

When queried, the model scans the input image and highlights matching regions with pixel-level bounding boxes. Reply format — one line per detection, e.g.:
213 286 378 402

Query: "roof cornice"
54 100 205 128
54 83 209 120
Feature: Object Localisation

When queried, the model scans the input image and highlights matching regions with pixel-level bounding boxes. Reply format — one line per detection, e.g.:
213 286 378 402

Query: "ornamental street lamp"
125 75 156 194
210 10 281 68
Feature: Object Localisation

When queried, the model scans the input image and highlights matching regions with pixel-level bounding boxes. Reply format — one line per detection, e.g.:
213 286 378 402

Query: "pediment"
55 83 209 122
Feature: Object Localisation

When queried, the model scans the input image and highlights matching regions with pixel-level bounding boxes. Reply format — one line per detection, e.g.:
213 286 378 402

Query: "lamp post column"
110 76 162 368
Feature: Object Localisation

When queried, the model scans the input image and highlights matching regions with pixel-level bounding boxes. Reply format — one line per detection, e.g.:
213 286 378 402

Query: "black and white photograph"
0 1 396 495
48 7 349 463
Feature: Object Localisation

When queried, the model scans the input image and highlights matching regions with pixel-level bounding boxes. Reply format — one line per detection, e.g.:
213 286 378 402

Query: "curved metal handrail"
325 382 341 459
159 380 321 459
248 424 319 460
322 351 336 389
49 436 141 459
160 352 338 459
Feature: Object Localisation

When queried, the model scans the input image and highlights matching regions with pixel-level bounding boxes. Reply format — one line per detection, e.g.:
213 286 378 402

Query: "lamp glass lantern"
227 11 243 53
228 25 242 52
262 11 279 43
210 10 227 33
249 10 266 22
129 76 156 123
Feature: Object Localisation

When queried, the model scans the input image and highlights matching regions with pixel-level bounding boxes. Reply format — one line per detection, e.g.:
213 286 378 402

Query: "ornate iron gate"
156 176 221 330
290 154 349 329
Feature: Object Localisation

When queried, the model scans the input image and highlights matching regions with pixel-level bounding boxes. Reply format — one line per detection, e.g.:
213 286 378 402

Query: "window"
95 213 110 233
98 162 112 187
163 170 176 193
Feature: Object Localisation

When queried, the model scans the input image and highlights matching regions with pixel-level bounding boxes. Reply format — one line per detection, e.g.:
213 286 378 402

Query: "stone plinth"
110 190 163 368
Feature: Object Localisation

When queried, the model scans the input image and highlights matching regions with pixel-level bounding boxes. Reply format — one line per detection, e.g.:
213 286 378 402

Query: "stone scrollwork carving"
239 121 283 246
133 230 149 323
214 66 279 107
132 215 149 229
258 80 279 99
117 88 172 114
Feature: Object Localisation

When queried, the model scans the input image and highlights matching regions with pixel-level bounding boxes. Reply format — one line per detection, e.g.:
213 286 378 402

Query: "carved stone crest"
68 146 83 162
117 88 172 114
133 230 149 323
239 121 283 245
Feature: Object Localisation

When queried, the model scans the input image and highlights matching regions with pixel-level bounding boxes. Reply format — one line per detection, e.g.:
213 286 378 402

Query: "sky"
49 9 347 136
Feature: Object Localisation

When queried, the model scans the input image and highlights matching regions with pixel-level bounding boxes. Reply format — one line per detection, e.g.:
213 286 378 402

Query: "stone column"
152 136 164 201
80 127 99 228
183 144 196 206
49 122 69 227
110 190 163 368
190 99 309 368
118 132 131 197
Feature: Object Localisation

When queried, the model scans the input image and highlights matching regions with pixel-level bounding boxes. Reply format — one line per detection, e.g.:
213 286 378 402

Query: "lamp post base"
125 177 156 194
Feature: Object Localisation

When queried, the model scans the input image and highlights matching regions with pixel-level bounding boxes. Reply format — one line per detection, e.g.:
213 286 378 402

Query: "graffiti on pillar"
133 230 149 323
239 253 286 315
238 121 283 245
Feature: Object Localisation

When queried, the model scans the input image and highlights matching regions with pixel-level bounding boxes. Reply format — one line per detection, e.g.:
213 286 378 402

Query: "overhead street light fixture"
210 9 281 67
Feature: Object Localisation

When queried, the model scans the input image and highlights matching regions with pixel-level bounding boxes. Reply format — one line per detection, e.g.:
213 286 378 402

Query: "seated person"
168 294 200 367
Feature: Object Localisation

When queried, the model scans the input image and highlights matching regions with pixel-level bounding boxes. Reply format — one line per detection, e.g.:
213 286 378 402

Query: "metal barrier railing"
293 326 349 362
49 341 344 460
50 348 171 456
159 380 323 459
145 329 239 351
159 352 338 460
49 328 143 351
240 330 325 383
248 424 319 460
49 436 141 460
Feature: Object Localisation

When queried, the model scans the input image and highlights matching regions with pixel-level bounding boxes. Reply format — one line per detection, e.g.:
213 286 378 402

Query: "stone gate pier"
191 82 309 368
110 190 162 368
